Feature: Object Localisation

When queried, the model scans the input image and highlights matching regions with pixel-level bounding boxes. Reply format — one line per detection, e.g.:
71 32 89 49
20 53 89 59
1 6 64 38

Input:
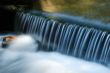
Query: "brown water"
33 0 110 23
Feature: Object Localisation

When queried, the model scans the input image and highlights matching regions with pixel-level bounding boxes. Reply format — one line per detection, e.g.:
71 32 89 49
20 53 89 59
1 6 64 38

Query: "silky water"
0 35 110 73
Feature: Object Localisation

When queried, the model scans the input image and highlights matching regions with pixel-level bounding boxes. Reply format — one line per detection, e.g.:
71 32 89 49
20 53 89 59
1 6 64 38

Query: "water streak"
15 12 110 66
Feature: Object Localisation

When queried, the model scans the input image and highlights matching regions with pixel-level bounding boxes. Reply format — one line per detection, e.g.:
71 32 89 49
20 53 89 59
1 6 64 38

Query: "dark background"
0 0 33 33
0 0 32 4
0 7 16 33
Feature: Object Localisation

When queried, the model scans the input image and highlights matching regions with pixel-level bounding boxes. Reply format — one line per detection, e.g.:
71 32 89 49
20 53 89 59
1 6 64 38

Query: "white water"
0 35 110 73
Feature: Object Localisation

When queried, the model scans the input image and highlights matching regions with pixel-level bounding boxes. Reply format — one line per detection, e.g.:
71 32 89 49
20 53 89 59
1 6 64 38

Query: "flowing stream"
15 12 110 66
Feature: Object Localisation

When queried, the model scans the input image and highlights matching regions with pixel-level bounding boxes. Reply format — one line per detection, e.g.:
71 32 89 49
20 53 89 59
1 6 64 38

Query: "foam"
7 35 37 52
0 35 110 73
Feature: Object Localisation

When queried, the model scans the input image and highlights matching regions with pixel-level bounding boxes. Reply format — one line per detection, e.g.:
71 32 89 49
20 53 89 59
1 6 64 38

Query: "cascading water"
15 12 110 66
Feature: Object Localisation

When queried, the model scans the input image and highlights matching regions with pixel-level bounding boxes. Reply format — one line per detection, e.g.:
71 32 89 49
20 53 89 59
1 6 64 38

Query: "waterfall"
14 12 110 66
